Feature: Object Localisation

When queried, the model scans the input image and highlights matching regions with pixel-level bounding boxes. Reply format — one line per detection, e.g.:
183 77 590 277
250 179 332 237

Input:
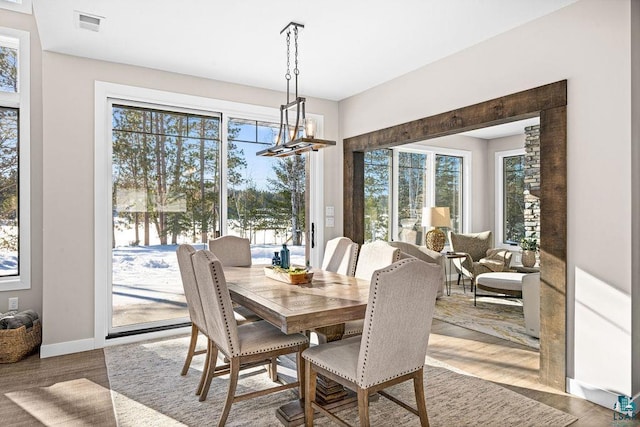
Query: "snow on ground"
112 243 306 312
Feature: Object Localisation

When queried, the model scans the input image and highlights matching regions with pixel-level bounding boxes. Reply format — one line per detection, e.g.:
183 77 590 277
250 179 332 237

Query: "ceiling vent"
75 11 103 32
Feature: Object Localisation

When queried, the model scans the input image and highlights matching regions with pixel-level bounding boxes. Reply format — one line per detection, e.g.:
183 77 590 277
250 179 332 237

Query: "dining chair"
303 258 440 427
208 235 252 267
192 249 309 426
343 240 400 338
389 241 445 298
208 235 262 332
176 244 261 390
321 236 359 276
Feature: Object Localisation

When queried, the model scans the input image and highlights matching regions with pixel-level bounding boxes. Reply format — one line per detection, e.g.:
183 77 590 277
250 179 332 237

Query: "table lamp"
422 207 451 252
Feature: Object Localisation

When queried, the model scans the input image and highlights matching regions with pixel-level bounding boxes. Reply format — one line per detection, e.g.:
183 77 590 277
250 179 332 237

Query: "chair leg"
304 360 317 427
297 349 305 400
197 339 213 396
268 357 278 382
199 343 219 402
357 387 370 427
218 357 240 427
181 324 199 376
413 368 430 427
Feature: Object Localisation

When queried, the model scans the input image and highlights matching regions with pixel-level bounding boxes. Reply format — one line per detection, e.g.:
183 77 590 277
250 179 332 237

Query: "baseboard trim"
40 327 192 358
567 377 640 413
40 338 96 358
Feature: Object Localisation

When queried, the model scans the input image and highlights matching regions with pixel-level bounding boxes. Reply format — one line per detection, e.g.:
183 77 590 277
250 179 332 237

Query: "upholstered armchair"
448 231 512 287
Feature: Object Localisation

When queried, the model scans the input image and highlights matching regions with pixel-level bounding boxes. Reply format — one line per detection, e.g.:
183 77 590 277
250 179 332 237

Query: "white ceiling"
32 0 576 101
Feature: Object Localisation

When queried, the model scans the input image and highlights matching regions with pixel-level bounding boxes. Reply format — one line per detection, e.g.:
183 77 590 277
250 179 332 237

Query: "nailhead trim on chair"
205 251 237 357
238 339 308 357
358 258 424 389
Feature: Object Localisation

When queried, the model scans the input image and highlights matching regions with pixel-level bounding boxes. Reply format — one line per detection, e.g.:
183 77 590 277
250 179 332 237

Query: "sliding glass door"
110 102 220 334
105 101 315 336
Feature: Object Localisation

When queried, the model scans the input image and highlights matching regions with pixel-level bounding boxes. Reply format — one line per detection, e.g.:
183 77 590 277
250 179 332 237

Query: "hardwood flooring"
0 348 116 426
0 320 630 426
428 320 625 426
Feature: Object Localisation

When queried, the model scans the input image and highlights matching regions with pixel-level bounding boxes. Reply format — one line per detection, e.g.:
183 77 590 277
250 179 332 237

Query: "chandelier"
256 22 336 157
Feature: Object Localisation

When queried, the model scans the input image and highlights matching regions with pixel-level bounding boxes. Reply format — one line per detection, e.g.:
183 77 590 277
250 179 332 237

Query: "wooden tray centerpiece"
264 266 314 285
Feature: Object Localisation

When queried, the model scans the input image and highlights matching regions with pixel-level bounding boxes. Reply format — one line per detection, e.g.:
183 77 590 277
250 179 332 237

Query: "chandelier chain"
293 26 299 77
285 30 291 81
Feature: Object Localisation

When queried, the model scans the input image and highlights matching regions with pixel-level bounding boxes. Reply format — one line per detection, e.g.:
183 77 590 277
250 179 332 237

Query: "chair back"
192 250 240 357
356 258 440 388
209 235 252 267
390 241 445 297
321 237 359 276
354 240 400 280
449 231 492 261
176 244 207 333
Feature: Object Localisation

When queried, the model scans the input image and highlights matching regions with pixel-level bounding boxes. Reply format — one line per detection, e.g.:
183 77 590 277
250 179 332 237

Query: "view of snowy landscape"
111 240 305 328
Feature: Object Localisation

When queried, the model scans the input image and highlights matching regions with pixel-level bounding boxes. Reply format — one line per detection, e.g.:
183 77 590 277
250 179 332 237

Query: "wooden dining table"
224 265 371 426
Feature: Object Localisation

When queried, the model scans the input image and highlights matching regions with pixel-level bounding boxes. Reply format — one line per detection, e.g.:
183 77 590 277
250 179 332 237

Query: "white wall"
40 52 339 348
631 0 640 396
339 0 635 399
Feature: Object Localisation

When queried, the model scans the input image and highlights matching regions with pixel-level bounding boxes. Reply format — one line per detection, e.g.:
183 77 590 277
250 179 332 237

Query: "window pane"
0 107 18 277
227 118 305 265
0 44 18 93
111 104 220 329
397 152 426 244
364 149 391 243
435 155 463 233
503 154 525 244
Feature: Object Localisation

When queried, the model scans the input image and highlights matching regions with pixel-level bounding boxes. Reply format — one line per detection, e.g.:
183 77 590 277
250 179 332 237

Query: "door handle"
311 223 315 248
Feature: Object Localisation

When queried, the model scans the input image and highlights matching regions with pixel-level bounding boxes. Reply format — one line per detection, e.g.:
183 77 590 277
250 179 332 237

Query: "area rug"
105 335 574 426
434 284 540 349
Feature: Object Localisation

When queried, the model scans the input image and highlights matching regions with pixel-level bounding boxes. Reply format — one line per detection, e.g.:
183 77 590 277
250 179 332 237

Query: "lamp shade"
421 207 451 228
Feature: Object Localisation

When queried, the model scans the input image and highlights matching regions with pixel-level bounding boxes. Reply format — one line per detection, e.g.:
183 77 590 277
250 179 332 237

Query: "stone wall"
524 125 540 240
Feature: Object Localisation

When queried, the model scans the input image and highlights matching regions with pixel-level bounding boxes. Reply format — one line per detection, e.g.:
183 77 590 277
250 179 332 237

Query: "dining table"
224 265 371 426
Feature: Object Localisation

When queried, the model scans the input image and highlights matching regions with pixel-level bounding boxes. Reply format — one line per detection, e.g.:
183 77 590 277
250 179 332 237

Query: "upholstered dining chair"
208 235 252 267
321 236 359 276
448 231 512 290
342 240 401 338
303 258 441 427
192 250 309 425
208 235 261 326
176 244 261 391
389 241 445 298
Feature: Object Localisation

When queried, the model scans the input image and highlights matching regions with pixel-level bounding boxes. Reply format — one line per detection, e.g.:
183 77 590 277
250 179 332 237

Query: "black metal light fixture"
256 22 335 157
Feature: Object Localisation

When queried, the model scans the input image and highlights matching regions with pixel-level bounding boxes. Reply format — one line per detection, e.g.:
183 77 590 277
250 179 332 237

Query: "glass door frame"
94 82 325 347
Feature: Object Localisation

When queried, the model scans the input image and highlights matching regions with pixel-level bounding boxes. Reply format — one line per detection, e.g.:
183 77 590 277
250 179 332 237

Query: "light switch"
325 217 335 227
325 206 335 217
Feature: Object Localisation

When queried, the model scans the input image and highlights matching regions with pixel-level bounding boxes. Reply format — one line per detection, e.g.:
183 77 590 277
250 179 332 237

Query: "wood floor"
0 319 627 426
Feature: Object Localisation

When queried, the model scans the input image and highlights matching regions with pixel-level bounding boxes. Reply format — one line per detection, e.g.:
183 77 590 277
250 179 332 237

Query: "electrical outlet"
8 297 18 311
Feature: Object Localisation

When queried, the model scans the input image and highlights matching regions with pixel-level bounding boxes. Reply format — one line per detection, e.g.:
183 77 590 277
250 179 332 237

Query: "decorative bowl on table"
264 266 314 285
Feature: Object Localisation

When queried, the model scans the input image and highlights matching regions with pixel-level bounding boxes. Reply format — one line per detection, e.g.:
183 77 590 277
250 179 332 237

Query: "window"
226 118 306 263
434 154 463 233
0 28 29 290
364 149 391 243
396 151 426 243
0 0 32 15
496 149 525 245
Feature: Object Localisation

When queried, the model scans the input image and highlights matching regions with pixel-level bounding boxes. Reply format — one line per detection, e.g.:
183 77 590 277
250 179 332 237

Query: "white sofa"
474 271 540 339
